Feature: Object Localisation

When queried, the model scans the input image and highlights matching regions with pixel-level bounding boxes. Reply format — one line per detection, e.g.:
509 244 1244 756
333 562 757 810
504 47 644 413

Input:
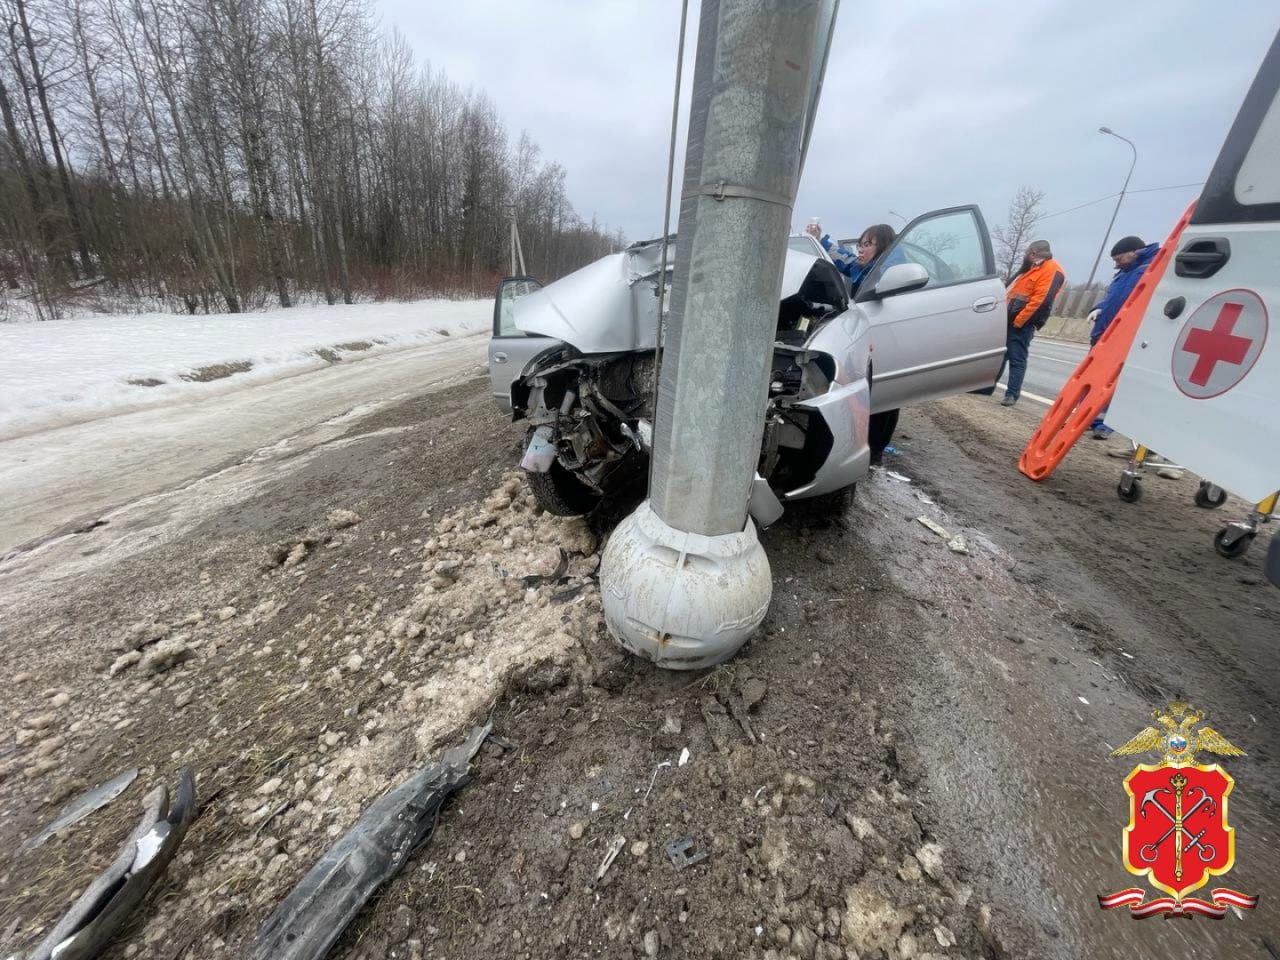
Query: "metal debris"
247 724 490 960
663 835 709 871
252 799 293 840
550 583 586 604
915 516 951 539
18 767 139 854
642 761 672 802
24 768 196 960
588 835 627 890
522 549 568 587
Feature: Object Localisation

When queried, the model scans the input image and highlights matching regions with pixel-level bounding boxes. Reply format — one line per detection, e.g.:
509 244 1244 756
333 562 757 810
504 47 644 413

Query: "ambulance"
1107 29 1280 585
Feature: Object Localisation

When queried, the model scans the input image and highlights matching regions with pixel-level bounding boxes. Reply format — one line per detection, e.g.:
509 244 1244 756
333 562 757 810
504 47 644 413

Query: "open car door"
852 205 1006 412
487 276 553 414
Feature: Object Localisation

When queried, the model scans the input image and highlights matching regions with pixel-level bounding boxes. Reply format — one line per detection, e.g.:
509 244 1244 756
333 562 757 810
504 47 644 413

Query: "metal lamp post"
1083 126 1138 290
599 0 836 670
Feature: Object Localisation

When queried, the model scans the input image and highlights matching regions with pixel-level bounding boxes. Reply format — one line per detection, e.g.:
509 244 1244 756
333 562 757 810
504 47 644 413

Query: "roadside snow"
0 299 491 440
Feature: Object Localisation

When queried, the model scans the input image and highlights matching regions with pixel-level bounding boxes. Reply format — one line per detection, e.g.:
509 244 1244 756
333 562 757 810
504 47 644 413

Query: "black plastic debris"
1265 535 1280 588
24 767 196 960
247 723 491 960
18 767 139 854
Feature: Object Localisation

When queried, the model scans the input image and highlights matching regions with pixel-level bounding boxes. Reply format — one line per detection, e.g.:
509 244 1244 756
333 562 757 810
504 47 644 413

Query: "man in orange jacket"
996 239 1066 406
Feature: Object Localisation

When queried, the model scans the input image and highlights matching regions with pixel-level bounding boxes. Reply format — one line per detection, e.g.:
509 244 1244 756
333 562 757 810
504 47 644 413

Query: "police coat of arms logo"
1099 701 1259 919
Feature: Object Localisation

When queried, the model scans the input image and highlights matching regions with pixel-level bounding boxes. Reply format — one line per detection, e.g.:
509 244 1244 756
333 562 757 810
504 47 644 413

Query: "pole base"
600 500 773 670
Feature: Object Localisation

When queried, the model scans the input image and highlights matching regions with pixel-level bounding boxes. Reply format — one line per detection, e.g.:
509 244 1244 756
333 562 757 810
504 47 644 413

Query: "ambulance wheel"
1117 478 1142 503
1194 483 1228 509
1213 527 1254 560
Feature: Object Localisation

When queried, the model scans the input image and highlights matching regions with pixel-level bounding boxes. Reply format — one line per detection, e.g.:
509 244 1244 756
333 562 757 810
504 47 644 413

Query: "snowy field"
0 299 491 440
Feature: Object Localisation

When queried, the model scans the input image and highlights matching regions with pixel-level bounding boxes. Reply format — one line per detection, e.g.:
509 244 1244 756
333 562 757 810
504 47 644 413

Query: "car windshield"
788 236 820 256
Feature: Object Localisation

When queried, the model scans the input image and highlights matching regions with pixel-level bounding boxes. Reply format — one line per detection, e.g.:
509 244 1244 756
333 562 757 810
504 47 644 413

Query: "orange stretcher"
1018 202 1196 482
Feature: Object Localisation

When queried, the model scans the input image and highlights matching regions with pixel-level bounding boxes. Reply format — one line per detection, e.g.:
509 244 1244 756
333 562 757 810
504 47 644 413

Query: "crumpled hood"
515 237 822 355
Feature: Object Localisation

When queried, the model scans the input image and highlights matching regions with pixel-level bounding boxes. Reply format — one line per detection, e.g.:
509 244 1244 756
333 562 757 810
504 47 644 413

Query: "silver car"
488 205 1006 522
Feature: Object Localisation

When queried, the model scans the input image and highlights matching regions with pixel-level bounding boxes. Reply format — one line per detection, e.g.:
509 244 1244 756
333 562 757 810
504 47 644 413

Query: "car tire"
526 461 601 517
811 483 855 518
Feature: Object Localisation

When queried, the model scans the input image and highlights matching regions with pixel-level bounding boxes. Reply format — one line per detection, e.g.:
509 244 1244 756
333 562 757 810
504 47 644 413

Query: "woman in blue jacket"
805 222 902 297
1089 236 1160 437
804 221 904 462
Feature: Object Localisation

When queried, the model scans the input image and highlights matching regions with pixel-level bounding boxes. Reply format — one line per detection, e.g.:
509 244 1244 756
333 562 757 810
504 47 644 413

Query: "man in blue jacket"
1088 236 1160 438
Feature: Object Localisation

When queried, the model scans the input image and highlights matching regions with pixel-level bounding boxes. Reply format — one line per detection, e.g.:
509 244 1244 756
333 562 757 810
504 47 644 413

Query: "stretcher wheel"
1213 528 1254 559
1194 483 1228 509
1117 477 1142 503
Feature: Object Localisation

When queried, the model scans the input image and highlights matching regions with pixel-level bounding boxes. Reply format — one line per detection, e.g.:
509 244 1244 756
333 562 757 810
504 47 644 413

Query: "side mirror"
871 262 930 298
493 276 540 336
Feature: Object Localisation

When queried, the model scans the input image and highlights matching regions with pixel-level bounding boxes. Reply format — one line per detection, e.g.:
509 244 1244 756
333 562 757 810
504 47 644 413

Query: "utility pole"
506 202 527 276
1083 127 1138 290
600 0 837 669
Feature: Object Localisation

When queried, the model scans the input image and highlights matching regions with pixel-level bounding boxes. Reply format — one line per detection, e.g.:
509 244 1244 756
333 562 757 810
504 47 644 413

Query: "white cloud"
379 0 1280 278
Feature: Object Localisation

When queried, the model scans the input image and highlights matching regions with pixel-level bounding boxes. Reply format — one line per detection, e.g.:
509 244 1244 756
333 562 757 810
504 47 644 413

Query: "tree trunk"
0 74 42 222
16 0 95 277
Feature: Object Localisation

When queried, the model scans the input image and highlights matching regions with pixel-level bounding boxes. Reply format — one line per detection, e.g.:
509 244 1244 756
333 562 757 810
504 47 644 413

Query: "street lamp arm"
1083 129 1140 290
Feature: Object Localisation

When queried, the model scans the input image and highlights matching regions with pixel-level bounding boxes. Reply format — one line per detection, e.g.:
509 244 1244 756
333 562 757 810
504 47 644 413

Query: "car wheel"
809 483 855 520
526 461 601 517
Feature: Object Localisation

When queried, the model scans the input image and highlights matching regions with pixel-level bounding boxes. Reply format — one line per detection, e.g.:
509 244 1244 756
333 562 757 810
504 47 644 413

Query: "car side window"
893 209 989 287
496 278 540 337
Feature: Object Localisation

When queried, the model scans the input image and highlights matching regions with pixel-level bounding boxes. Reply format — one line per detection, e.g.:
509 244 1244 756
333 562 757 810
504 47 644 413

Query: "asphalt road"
998 336 1088 405
0 335 488 558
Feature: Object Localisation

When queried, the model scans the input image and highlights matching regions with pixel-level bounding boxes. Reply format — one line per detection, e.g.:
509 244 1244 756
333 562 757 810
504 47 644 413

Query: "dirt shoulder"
880 395 1279 960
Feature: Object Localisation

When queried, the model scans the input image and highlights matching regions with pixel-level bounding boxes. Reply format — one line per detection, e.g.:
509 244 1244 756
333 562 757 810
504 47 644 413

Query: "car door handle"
493 352 509 363
972 297 997 312
1175 238 1230 279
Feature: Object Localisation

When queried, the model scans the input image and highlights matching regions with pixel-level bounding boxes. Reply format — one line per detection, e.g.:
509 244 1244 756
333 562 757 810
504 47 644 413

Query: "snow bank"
0 299 491 440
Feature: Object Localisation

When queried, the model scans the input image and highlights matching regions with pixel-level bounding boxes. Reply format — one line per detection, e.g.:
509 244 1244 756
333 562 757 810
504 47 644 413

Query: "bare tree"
0 0 622 317
992 185 1045 282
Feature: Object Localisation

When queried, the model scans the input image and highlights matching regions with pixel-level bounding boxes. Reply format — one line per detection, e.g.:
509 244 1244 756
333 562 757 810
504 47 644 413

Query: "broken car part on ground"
247 724 491 960
17 768 195 960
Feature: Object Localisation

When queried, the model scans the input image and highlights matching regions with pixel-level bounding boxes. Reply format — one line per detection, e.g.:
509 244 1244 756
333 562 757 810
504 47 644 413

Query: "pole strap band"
693 180 794 209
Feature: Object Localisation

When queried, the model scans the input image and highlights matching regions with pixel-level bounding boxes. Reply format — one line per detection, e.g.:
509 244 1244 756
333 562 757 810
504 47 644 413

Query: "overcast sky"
384 0 1279 282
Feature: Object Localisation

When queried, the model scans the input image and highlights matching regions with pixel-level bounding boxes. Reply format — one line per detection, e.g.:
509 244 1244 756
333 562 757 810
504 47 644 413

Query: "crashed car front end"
502 235 871 517
516 347 658 497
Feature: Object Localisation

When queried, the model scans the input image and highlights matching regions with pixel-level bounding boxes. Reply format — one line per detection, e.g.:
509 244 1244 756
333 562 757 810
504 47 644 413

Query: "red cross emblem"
1172 289 1268 399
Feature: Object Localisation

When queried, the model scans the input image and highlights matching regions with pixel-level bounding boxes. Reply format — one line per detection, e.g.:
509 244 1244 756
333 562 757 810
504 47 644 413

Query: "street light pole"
600 0 834 670
888 210 907 226
1083 126 1138 291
